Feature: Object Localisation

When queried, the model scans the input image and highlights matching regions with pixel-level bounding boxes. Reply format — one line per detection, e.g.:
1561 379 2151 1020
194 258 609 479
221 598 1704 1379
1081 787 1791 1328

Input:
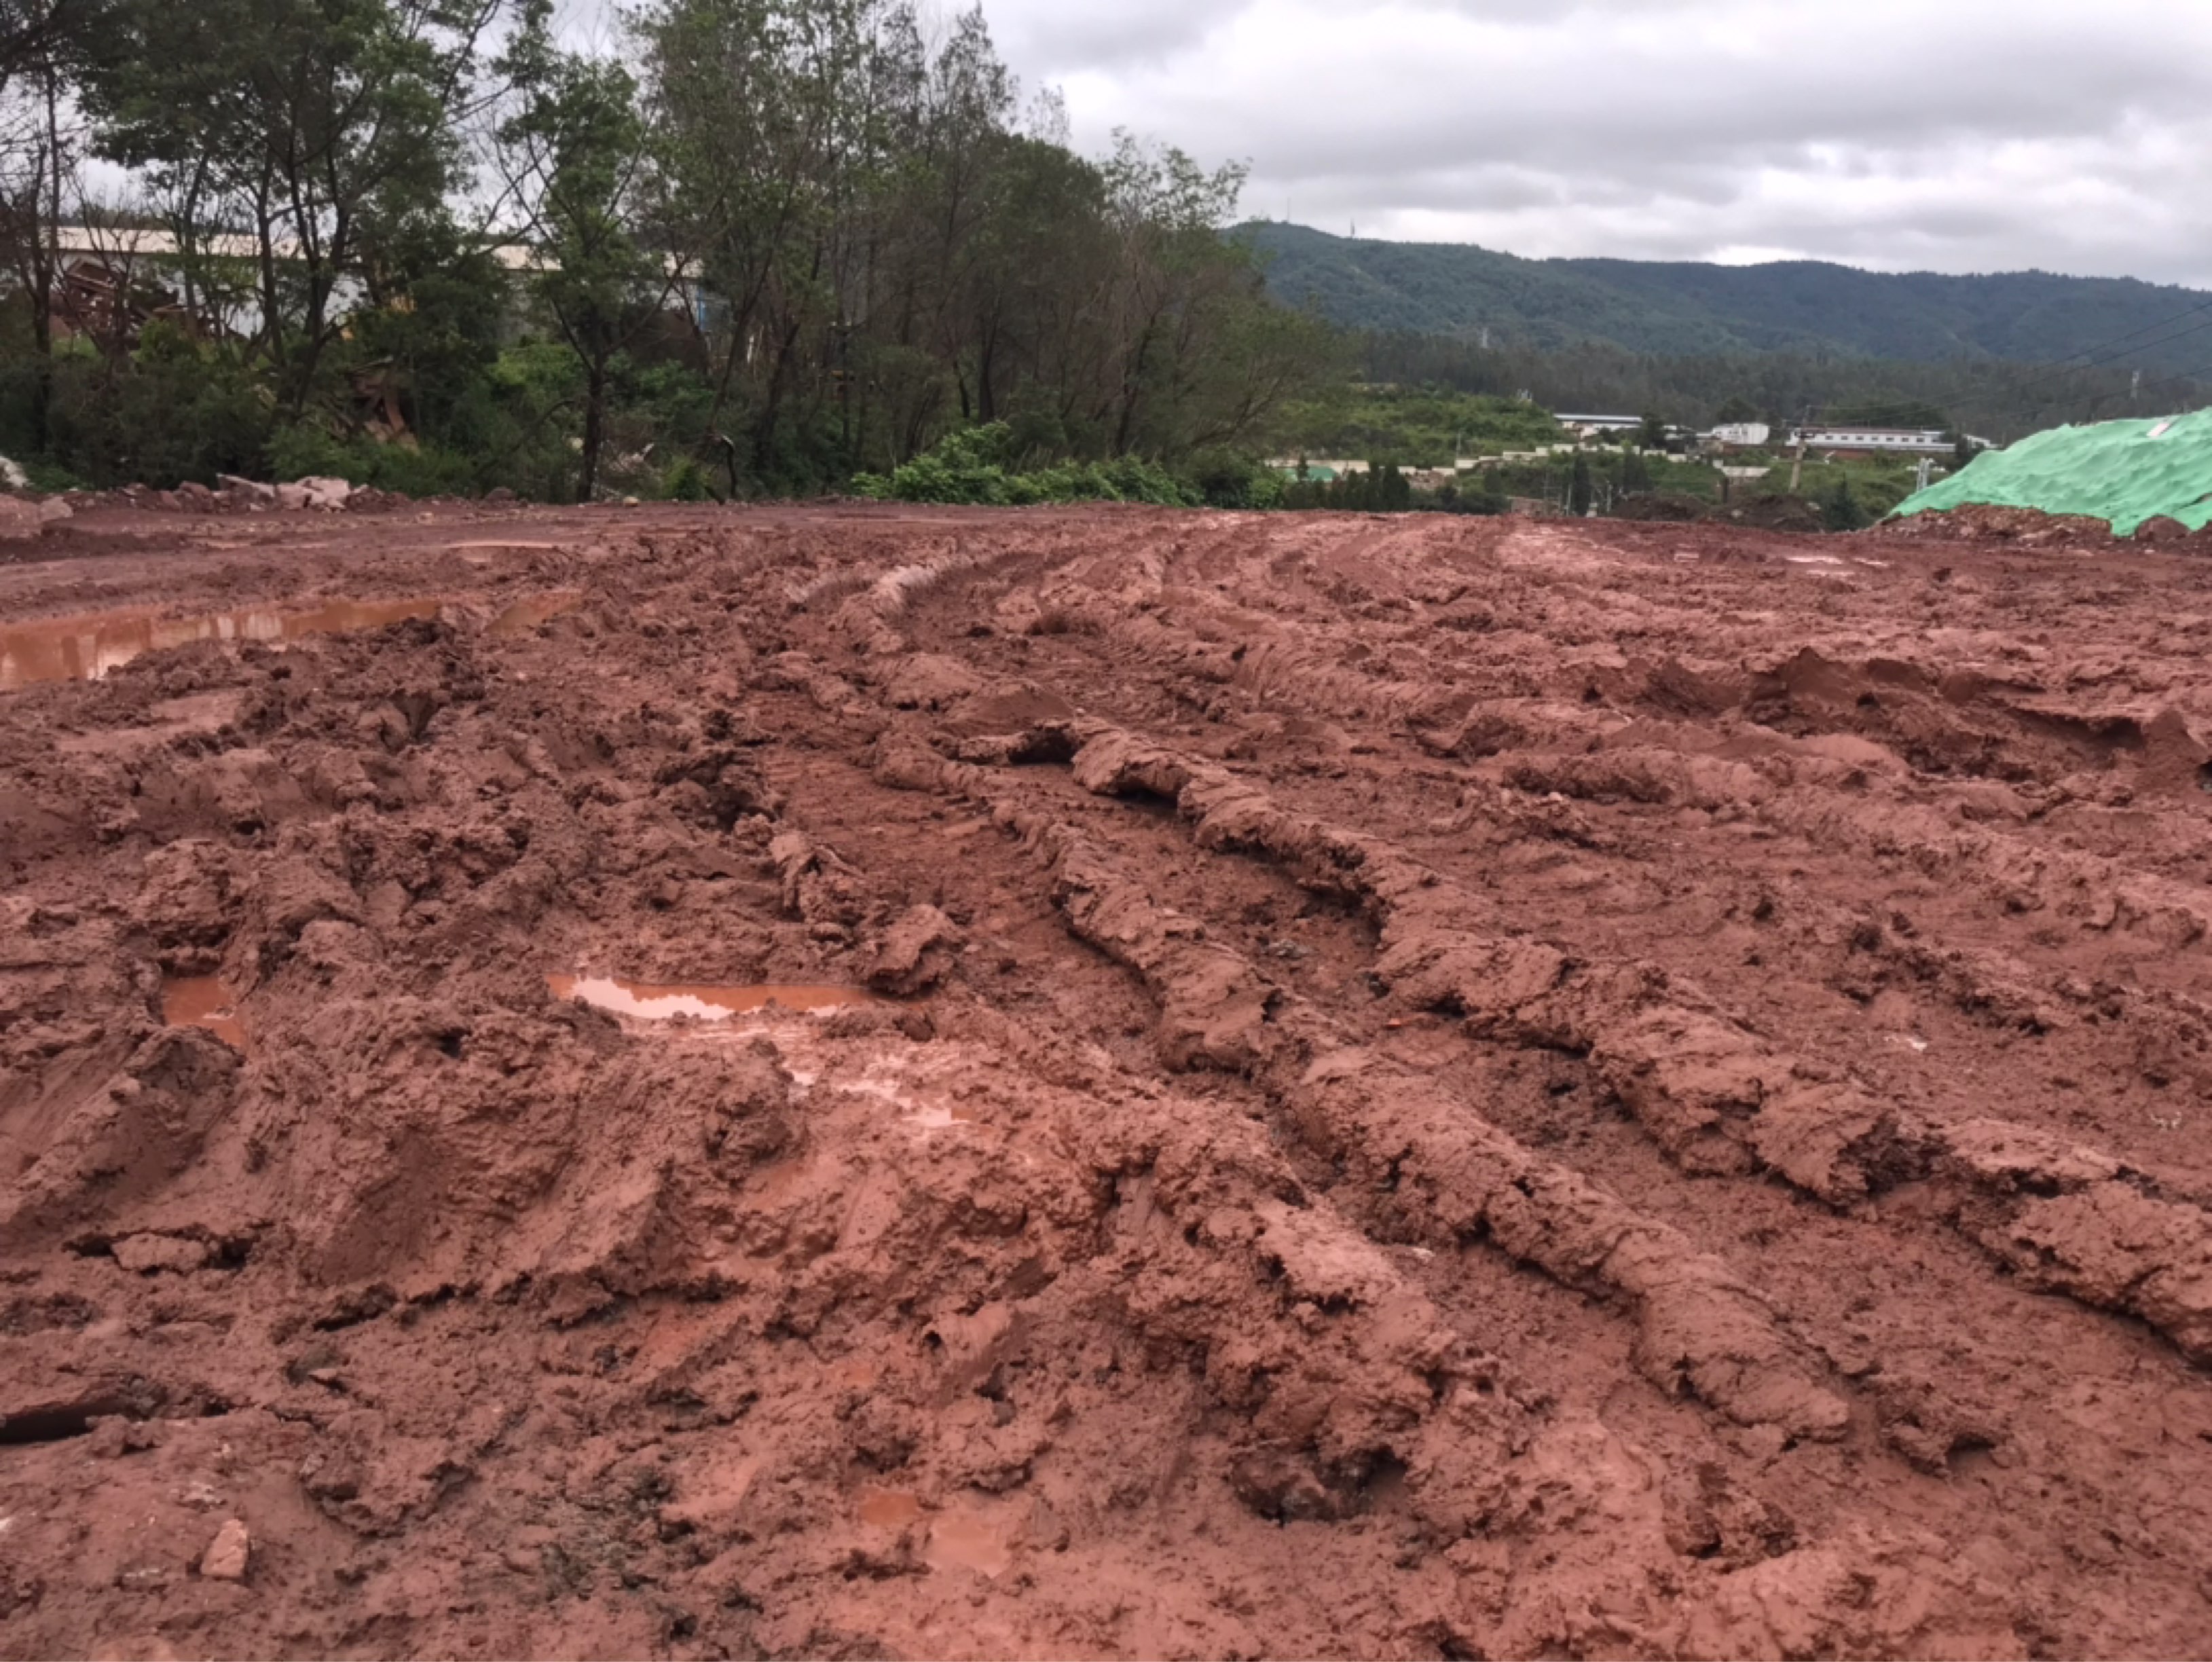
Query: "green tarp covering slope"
1890 409 2212 536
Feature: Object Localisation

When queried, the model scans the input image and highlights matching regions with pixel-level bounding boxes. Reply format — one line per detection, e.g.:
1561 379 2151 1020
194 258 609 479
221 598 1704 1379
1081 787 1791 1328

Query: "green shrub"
853 424 1200 507
663 456 713 500
1280 460 1414 512
1188 449 1284 509
1822 478 1871 532
266 426 481 497
3 337 278 487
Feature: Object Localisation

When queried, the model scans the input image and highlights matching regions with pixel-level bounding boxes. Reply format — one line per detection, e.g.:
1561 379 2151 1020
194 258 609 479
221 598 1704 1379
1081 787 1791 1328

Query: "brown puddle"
162 976 248 1053
448 539 565 556
487 591 583 639
548 976 876 1022
853 1492 1010 1576
912 1102 981 1128
1 597 443 690
858 1488 923 1530
924 1511 1012 1578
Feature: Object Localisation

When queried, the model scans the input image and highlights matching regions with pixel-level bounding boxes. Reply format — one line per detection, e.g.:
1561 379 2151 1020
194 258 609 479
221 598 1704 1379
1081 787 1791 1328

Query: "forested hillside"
1251 223 2212 380
1342 331 2207 444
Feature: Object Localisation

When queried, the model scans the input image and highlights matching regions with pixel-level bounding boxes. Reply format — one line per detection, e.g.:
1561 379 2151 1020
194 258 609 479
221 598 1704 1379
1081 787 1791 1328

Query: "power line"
1970 354 2212 437
1856 289 2212 424
1969 333 2212 428
1963 314 2212 413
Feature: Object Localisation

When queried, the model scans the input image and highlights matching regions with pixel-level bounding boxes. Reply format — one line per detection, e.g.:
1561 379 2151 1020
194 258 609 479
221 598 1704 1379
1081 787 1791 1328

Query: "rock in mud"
200 1519 251 1582
865 903 963 995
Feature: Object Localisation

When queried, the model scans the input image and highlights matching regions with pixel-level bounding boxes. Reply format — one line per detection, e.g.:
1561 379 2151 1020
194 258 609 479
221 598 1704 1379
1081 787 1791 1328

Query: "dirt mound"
1612 492 1709 523
1880 502 2212 552
5 501 2212 1657
1717 492 1826 533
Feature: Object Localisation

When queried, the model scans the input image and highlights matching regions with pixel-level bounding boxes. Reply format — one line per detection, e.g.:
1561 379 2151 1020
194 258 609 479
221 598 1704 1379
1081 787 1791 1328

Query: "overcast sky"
810 0 2212 289
551 0 2209 286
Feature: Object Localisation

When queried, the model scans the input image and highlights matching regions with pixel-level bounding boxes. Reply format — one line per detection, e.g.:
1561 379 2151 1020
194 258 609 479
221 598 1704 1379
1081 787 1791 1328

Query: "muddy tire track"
5 504 2212 1657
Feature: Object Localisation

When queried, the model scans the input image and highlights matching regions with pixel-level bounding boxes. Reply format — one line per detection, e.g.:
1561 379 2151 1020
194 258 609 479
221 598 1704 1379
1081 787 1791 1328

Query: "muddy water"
161 975 248 1052
923 1511 1011 1577
0 597 443 690
911 1102 981 1128
487 591 583 639
858 1488 923 1529
547 976 875 1021
854 1490 1010 1577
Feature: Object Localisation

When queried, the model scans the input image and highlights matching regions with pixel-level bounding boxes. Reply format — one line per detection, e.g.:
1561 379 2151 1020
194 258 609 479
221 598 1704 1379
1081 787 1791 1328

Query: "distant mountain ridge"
1247 222 2212 375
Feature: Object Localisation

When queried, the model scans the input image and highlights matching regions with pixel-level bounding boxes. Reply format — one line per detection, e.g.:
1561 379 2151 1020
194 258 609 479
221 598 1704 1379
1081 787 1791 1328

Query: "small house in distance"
1708 422 1771 447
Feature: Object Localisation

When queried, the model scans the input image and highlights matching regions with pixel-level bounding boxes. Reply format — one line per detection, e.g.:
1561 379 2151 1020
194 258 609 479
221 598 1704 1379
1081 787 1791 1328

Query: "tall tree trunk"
26 62 62 450
579 356 608 501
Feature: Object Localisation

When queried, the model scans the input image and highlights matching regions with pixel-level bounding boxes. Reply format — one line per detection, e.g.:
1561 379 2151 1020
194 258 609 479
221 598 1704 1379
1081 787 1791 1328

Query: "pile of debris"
1612 491 1826 533
60 477 412 516
0 494 73 538
1611 491 1708 523
1723 494 1826 534
1878 502 2212 551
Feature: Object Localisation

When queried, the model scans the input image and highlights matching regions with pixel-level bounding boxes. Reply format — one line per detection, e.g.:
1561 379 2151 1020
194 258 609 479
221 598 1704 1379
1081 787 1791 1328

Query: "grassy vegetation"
1474 445 1934 521
851 424 1202 508
1272 384 1562 468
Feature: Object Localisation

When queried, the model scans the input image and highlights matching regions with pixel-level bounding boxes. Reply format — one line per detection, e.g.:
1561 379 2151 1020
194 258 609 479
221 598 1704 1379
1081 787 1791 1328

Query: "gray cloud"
559 0 2212 286
983 0 1243 72
980 0 2212 284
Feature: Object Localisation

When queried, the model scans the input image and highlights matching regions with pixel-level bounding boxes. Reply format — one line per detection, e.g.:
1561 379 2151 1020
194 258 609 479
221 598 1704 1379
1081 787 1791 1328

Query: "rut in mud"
4 500 2212 1658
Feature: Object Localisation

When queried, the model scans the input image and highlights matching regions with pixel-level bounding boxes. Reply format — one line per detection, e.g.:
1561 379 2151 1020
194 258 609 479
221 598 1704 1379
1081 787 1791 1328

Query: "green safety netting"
1890 409 2212 536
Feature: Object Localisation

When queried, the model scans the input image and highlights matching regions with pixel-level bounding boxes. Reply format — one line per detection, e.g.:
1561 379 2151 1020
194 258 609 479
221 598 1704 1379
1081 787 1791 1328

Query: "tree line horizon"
0 0 2120 506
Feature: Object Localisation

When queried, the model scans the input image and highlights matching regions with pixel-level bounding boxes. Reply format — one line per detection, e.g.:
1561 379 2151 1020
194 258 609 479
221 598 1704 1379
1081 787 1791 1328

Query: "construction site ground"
5 500 2212 1659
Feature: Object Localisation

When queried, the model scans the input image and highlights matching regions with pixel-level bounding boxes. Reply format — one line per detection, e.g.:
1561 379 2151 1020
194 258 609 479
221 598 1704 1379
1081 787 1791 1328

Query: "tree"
0 0 114 447
1369 460 1409 511
0 0 107 88
633 0 1335 491
1827 397 1950 430
1637 411 1668 449
87 0 506 416
496 1 667 499
1822 477 1869 532
1568 450 1593 515
638 0 889 487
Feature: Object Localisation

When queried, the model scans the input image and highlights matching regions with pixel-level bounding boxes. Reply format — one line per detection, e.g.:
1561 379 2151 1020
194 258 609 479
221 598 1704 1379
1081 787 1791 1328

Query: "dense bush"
1281 461 1414 511
0 332 276 488
852 424 1200 508
1822 478 1873 532
1419 474 1511 515
1188 449 1286 509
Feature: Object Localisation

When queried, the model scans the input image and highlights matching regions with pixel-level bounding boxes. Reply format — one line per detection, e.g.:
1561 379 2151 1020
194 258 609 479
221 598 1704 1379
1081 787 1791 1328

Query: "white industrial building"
1791 426 1991 457
1555 413 1645 438
1708 422 1771 447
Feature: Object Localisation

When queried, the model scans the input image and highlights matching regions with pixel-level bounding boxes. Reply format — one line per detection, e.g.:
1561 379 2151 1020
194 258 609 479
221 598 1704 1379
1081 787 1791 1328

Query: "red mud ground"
5 500 2212 1658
